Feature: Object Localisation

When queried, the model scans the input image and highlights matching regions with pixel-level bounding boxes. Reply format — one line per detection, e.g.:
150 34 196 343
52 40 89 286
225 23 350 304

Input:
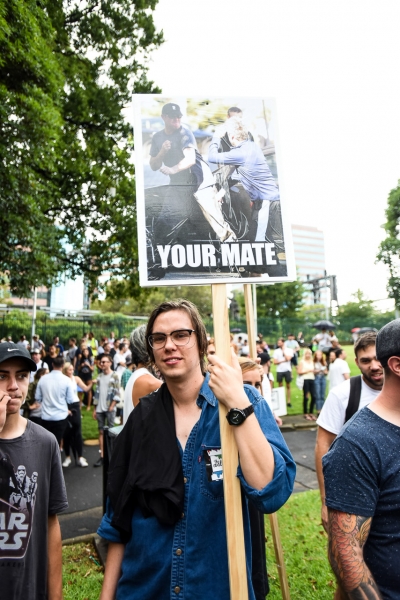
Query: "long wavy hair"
146 299 208 373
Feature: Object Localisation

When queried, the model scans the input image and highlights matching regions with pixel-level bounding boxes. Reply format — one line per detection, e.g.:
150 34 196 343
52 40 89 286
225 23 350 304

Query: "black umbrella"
358 327 378 334
313 320 335 330
230 328 242 333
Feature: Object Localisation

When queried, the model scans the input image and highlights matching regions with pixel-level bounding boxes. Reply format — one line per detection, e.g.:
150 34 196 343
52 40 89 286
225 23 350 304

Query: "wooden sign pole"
211 283 248 600
243 283 291 600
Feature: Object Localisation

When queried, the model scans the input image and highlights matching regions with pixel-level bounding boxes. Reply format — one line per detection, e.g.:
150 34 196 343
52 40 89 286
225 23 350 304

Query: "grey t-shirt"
0 420 68 599
97 372 113 413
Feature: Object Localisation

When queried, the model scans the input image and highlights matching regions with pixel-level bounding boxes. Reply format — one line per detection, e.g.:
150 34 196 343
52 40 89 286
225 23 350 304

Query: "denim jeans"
314 375 327 410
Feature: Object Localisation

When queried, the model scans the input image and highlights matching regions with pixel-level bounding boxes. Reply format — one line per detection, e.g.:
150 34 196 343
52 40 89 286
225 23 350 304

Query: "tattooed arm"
328 509 383 599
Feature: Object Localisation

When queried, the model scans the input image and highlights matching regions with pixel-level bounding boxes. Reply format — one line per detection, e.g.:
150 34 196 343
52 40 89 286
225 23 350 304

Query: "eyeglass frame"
147 329 196 349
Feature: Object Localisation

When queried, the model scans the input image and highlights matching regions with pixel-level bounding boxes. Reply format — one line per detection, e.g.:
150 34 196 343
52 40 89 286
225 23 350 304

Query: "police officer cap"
376 318 400 365
162 103 183 118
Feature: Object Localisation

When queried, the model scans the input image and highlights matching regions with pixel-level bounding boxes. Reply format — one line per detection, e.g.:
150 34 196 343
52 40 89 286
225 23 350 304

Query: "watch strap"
242 404 255 419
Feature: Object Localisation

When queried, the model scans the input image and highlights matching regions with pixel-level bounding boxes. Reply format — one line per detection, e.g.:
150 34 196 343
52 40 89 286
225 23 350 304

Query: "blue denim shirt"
98 375 295 600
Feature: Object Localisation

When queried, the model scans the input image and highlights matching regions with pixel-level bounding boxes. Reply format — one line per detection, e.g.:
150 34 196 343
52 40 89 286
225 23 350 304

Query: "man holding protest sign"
98 299 295 600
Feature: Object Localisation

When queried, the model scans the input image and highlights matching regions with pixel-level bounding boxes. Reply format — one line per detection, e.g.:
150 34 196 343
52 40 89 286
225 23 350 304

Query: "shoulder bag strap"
344 375 362 423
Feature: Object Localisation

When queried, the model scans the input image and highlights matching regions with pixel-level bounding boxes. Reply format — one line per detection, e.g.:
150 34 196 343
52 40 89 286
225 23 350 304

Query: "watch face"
228 409 245 426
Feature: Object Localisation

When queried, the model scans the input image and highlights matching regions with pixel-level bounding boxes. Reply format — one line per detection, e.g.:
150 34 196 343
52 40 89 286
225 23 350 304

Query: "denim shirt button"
181 512 185 518
183 477 188 483
176 548 182 555
174 586 181 594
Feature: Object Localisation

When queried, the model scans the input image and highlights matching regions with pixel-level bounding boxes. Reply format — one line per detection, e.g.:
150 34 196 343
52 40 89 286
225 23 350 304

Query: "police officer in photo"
149 103 235 260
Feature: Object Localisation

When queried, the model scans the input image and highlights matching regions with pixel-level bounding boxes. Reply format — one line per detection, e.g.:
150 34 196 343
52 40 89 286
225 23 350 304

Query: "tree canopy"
92 283 213 318
377 181 400 307
0 0 162 297
337 289 377 323
234 279 305 319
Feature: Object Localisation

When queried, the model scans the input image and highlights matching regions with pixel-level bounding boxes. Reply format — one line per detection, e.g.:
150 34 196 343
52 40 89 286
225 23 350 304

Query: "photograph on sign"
134 96 294 286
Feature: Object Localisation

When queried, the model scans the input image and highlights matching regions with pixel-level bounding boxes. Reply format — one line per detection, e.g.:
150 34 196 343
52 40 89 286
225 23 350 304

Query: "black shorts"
277 370 292 384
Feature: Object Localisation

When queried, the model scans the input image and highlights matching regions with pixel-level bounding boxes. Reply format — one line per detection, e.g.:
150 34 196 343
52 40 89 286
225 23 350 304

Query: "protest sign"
133 96 294 286
133 95 294 600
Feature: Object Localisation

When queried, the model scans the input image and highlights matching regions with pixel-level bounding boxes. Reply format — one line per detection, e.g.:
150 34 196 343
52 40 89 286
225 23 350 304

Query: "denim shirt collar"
196 373 216 408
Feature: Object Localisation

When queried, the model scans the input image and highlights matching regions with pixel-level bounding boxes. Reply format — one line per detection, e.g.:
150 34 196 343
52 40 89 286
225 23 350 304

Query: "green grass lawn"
63 490 334 598
271 344 359 415
265 490 334 598
81 406 100 441
63 542 103 599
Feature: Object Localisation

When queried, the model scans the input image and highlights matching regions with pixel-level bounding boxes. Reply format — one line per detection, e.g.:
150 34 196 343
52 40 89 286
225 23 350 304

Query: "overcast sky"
142 0 400 308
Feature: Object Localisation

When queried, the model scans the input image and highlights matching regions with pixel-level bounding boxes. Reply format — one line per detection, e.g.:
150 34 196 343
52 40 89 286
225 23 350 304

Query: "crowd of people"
0 306 398 599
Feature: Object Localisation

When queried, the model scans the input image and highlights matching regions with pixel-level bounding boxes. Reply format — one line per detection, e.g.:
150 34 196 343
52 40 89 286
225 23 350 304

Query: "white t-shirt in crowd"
328 358 351 390
273 347 294 372
29 360 49 383
316 377 380 435
315 332 331 350
261 373 274 410
123 367 149 425
97 372 113 412
114 351 130 378
17 339 30 349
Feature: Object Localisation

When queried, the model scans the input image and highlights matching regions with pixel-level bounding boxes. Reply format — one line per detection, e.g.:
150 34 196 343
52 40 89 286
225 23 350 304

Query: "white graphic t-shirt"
0 421 68 599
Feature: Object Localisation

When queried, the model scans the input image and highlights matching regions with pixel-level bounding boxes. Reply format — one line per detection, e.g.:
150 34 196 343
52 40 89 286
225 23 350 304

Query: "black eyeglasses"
147 329 196 349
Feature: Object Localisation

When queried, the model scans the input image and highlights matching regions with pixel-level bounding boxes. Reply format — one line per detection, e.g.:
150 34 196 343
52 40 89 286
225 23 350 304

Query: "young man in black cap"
149 102 236 249
323 319 400 600
0 342 68 599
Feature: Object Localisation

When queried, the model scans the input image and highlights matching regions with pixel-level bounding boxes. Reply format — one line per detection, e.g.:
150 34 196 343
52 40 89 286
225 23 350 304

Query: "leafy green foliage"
93 283 213 318
234 279 305 319
337 289 377 324
377 181 400 307
0 0 163 297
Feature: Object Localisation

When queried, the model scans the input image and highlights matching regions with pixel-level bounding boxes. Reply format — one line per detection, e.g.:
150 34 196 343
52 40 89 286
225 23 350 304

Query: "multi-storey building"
291 224 327 305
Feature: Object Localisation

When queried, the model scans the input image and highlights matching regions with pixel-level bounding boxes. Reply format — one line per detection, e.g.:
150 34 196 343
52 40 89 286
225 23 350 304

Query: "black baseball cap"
162 103 183 118
258 352 271 365
376 319 400 366
0 342 37 372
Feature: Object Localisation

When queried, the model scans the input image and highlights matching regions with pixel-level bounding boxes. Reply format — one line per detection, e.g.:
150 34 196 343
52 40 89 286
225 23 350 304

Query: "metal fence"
205 315 393 344
0 311 148 346
1 309 394 348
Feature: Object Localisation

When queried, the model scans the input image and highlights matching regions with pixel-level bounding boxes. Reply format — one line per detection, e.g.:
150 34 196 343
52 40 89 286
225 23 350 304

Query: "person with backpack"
315 331 383 533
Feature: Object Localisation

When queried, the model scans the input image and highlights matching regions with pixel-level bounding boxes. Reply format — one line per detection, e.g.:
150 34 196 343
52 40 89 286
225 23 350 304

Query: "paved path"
59 443 103 540
60 424 319 541
282 428 318 492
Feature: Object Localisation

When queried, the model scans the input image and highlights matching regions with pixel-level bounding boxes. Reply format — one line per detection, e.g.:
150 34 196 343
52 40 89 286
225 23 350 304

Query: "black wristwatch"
226 405 254 426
